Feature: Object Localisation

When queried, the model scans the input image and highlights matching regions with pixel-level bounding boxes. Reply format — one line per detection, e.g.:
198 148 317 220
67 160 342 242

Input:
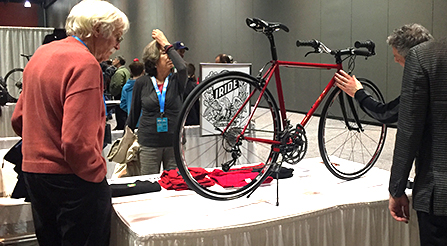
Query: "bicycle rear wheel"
174 71 281 200
318 78 387 180
4 68 23 100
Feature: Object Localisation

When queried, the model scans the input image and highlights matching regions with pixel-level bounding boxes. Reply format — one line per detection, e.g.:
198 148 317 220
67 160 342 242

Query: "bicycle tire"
174 71 281 200
4 68 23 100
318 78 387 180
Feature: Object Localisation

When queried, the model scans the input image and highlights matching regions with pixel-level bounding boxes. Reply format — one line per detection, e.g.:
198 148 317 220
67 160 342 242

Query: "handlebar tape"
296 39 319 49
354 40 374 49
353 50 372 57
354 40 375 55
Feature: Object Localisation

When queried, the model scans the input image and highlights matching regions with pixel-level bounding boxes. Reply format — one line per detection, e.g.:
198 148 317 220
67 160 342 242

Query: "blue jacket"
120 79 140 127
120 78 136 113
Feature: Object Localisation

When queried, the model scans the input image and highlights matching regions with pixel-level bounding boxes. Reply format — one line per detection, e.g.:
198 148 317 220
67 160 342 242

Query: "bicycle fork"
339 92 364 132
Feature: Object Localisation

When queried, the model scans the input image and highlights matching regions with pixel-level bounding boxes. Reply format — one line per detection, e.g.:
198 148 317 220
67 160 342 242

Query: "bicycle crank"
281 124 308 164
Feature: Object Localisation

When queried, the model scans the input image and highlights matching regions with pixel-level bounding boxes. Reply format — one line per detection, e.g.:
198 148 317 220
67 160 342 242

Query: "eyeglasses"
116 36 124 43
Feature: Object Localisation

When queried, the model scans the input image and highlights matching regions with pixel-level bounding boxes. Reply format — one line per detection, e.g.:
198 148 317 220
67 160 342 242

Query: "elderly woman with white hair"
11 0 129 245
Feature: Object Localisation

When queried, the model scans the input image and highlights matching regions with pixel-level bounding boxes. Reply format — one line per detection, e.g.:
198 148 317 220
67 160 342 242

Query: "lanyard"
72 35 89 50
150 75 170 114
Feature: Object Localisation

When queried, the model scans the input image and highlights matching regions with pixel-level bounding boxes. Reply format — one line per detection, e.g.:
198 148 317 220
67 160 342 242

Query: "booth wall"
23 0 447 112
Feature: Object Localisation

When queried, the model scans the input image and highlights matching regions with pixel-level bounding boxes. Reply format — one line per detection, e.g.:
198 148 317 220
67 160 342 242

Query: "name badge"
157 117 168 132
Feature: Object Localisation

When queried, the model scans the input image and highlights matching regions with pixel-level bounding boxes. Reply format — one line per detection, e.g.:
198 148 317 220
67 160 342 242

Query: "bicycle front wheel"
174 71 281 200
318 78 387 180
4 68 23 100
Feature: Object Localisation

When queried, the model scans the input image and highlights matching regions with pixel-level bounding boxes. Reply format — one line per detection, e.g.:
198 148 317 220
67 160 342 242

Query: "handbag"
3 139 22 166
107 126 136 164
3 139 29 200
110 133 141 178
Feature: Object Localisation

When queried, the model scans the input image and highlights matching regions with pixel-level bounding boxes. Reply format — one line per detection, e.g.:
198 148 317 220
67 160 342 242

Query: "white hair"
65 0 129 40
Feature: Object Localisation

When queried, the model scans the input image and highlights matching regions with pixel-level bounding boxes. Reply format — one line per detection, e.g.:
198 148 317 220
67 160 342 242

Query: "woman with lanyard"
126 29 187 175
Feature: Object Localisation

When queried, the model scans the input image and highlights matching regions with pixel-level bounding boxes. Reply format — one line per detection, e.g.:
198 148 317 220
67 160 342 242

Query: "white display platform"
0 198 35 244
110 157 419 246
0 103 18 137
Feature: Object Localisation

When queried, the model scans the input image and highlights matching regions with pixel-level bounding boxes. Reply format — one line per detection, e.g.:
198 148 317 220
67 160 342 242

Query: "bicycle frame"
233 60 342 146
174 18 386 201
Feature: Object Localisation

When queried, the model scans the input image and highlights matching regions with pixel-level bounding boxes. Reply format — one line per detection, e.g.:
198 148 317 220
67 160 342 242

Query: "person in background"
10 0 129 245
215 53 232 63
110 55 130 130
120 58 144 126
42 28 67 45
334 24 433 124
126 29 187 175
184 63 200 125
100 59 115 121
173 41 188 58
101 59 115 95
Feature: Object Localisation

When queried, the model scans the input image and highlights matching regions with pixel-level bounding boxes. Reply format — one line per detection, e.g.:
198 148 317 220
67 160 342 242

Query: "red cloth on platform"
208 168 273 188
158 168 215 191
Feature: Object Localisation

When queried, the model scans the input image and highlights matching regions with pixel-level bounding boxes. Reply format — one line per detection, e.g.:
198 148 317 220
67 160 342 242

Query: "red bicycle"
174 18 387 200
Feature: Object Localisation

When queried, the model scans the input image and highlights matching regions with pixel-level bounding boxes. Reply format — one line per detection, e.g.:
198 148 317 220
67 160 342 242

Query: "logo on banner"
202 78 249 128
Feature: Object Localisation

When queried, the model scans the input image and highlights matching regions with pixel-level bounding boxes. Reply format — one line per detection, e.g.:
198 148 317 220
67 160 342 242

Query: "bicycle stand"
246 162 283 206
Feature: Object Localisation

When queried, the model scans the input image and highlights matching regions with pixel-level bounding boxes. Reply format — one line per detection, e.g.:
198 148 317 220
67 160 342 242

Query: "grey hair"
65 0 129 40
142 40 162 76
386 23 433 58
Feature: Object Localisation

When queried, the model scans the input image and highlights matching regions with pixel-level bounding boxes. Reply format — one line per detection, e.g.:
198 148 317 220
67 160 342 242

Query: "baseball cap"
173 41 189 50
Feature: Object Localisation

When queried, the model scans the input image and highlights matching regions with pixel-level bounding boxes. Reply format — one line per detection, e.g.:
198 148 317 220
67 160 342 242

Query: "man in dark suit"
389 37 447 245
334 24 433 124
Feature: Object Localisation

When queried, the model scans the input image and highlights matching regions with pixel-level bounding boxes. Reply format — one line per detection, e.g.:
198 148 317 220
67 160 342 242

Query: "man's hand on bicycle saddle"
334 70 363 98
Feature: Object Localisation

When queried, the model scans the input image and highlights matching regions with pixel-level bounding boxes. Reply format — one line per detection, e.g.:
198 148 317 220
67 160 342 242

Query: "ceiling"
0 0 44 2
0 0 58 8
0 0 55 5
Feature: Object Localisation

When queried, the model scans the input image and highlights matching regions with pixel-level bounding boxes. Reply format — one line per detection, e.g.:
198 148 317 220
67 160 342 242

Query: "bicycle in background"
4 53 32 100
174 18 386 201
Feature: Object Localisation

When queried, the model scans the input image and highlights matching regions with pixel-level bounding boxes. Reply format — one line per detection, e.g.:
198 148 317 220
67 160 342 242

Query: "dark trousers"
23 172 111 246
114 105 127 130
417 211 447 246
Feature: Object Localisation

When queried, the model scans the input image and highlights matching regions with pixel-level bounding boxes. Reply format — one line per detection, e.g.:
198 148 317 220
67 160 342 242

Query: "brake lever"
304 50 319 57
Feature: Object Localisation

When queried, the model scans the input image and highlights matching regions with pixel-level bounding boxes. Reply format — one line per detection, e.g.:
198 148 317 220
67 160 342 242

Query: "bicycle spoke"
174 72 281 200
319 81 387 180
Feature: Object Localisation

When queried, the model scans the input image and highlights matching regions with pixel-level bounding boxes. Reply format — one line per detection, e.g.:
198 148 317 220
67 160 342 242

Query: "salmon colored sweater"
11 37 106 183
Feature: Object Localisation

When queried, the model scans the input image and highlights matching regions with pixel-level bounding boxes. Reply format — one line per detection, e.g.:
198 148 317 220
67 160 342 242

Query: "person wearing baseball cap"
173 41 188 58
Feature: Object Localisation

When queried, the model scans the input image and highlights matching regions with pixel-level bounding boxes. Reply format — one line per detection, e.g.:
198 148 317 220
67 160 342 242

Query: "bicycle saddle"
246 17 289 33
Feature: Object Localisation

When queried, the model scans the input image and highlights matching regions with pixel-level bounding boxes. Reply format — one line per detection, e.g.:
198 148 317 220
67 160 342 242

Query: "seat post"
267 33 278 61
